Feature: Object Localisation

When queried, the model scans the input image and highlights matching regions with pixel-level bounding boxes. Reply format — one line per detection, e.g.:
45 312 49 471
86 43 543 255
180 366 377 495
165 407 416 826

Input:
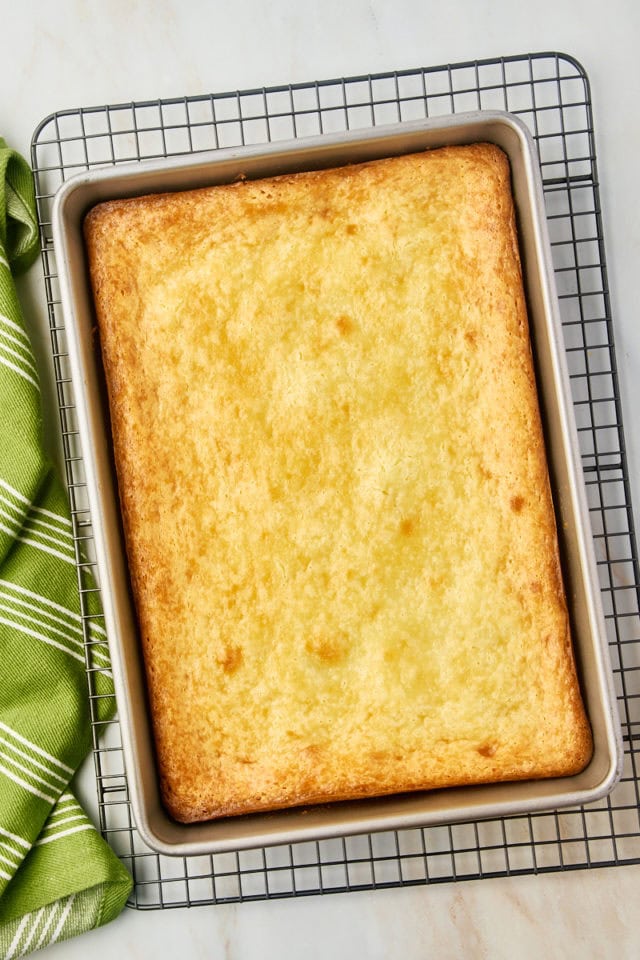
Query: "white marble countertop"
2 1 640 956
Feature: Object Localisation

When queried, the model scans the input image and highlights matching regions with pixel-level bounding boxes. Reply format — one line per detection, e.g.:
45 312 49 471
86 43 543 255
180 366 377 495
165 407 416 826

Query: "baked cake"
84 143 592 822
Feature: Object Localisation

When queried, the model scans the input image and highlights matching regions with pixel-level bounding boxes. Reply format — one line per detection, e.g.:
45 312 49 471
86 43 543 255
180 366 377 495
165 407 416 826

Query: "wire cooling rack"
30 51 640 909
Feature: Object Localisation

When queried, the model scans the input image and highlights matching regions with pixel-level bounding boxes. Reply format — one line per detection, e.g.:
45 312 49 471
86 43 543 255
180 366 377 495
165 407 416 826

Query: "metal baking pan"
52 110 622 857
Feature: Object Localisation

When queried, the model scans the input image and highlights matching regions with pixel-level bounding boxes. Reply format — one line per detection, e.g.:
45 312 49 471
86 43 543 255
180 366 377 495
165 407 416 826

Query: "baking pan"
52 110 622 856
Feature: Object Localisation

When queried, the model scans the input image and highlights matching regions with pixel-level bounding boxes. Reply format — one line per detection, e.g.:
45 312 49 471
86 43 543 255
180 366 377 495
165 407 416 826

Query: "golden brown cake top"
85 143 592 823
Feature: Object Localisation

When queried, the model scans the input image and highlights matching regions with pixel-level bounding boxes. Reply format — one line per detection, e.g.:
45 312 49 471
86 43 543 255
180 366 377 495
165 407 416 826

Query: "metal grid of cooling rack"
30 51 640 909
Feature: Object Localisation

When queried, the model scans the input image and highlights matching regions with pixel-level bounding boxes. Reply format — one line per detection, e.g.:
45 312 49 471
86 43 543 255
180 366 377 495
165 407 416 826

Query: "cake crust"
85 143 593 823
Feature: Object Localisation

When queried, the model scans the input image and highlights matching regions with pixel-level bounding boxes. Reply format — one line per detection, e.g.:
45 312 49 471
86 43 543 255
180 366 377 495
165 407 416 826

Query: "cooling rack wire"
30 51 640 909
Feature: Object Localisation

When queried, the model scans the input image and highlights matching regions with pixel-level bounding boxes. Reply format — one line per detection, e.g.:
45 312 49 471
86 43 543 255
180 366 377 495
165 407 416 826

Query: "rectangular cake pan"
52 110 622 856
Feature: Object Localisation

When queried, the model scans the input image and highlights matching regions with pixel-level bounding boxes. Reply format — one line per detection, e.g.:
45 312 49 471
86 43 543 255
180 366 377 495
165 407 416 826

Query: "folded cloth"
0 138 132 957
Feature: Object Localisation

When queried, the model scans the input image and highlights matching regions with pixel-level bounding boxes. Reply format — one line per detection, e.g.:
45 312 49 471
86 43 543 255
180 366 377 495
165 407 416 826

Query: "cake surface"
85 143 592 823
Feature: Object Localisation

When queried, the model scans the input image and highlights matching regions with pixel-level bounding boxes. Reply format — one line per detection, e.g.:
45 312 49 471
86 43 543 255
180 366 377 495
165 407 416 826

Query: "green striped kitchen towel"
0 138 132 957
